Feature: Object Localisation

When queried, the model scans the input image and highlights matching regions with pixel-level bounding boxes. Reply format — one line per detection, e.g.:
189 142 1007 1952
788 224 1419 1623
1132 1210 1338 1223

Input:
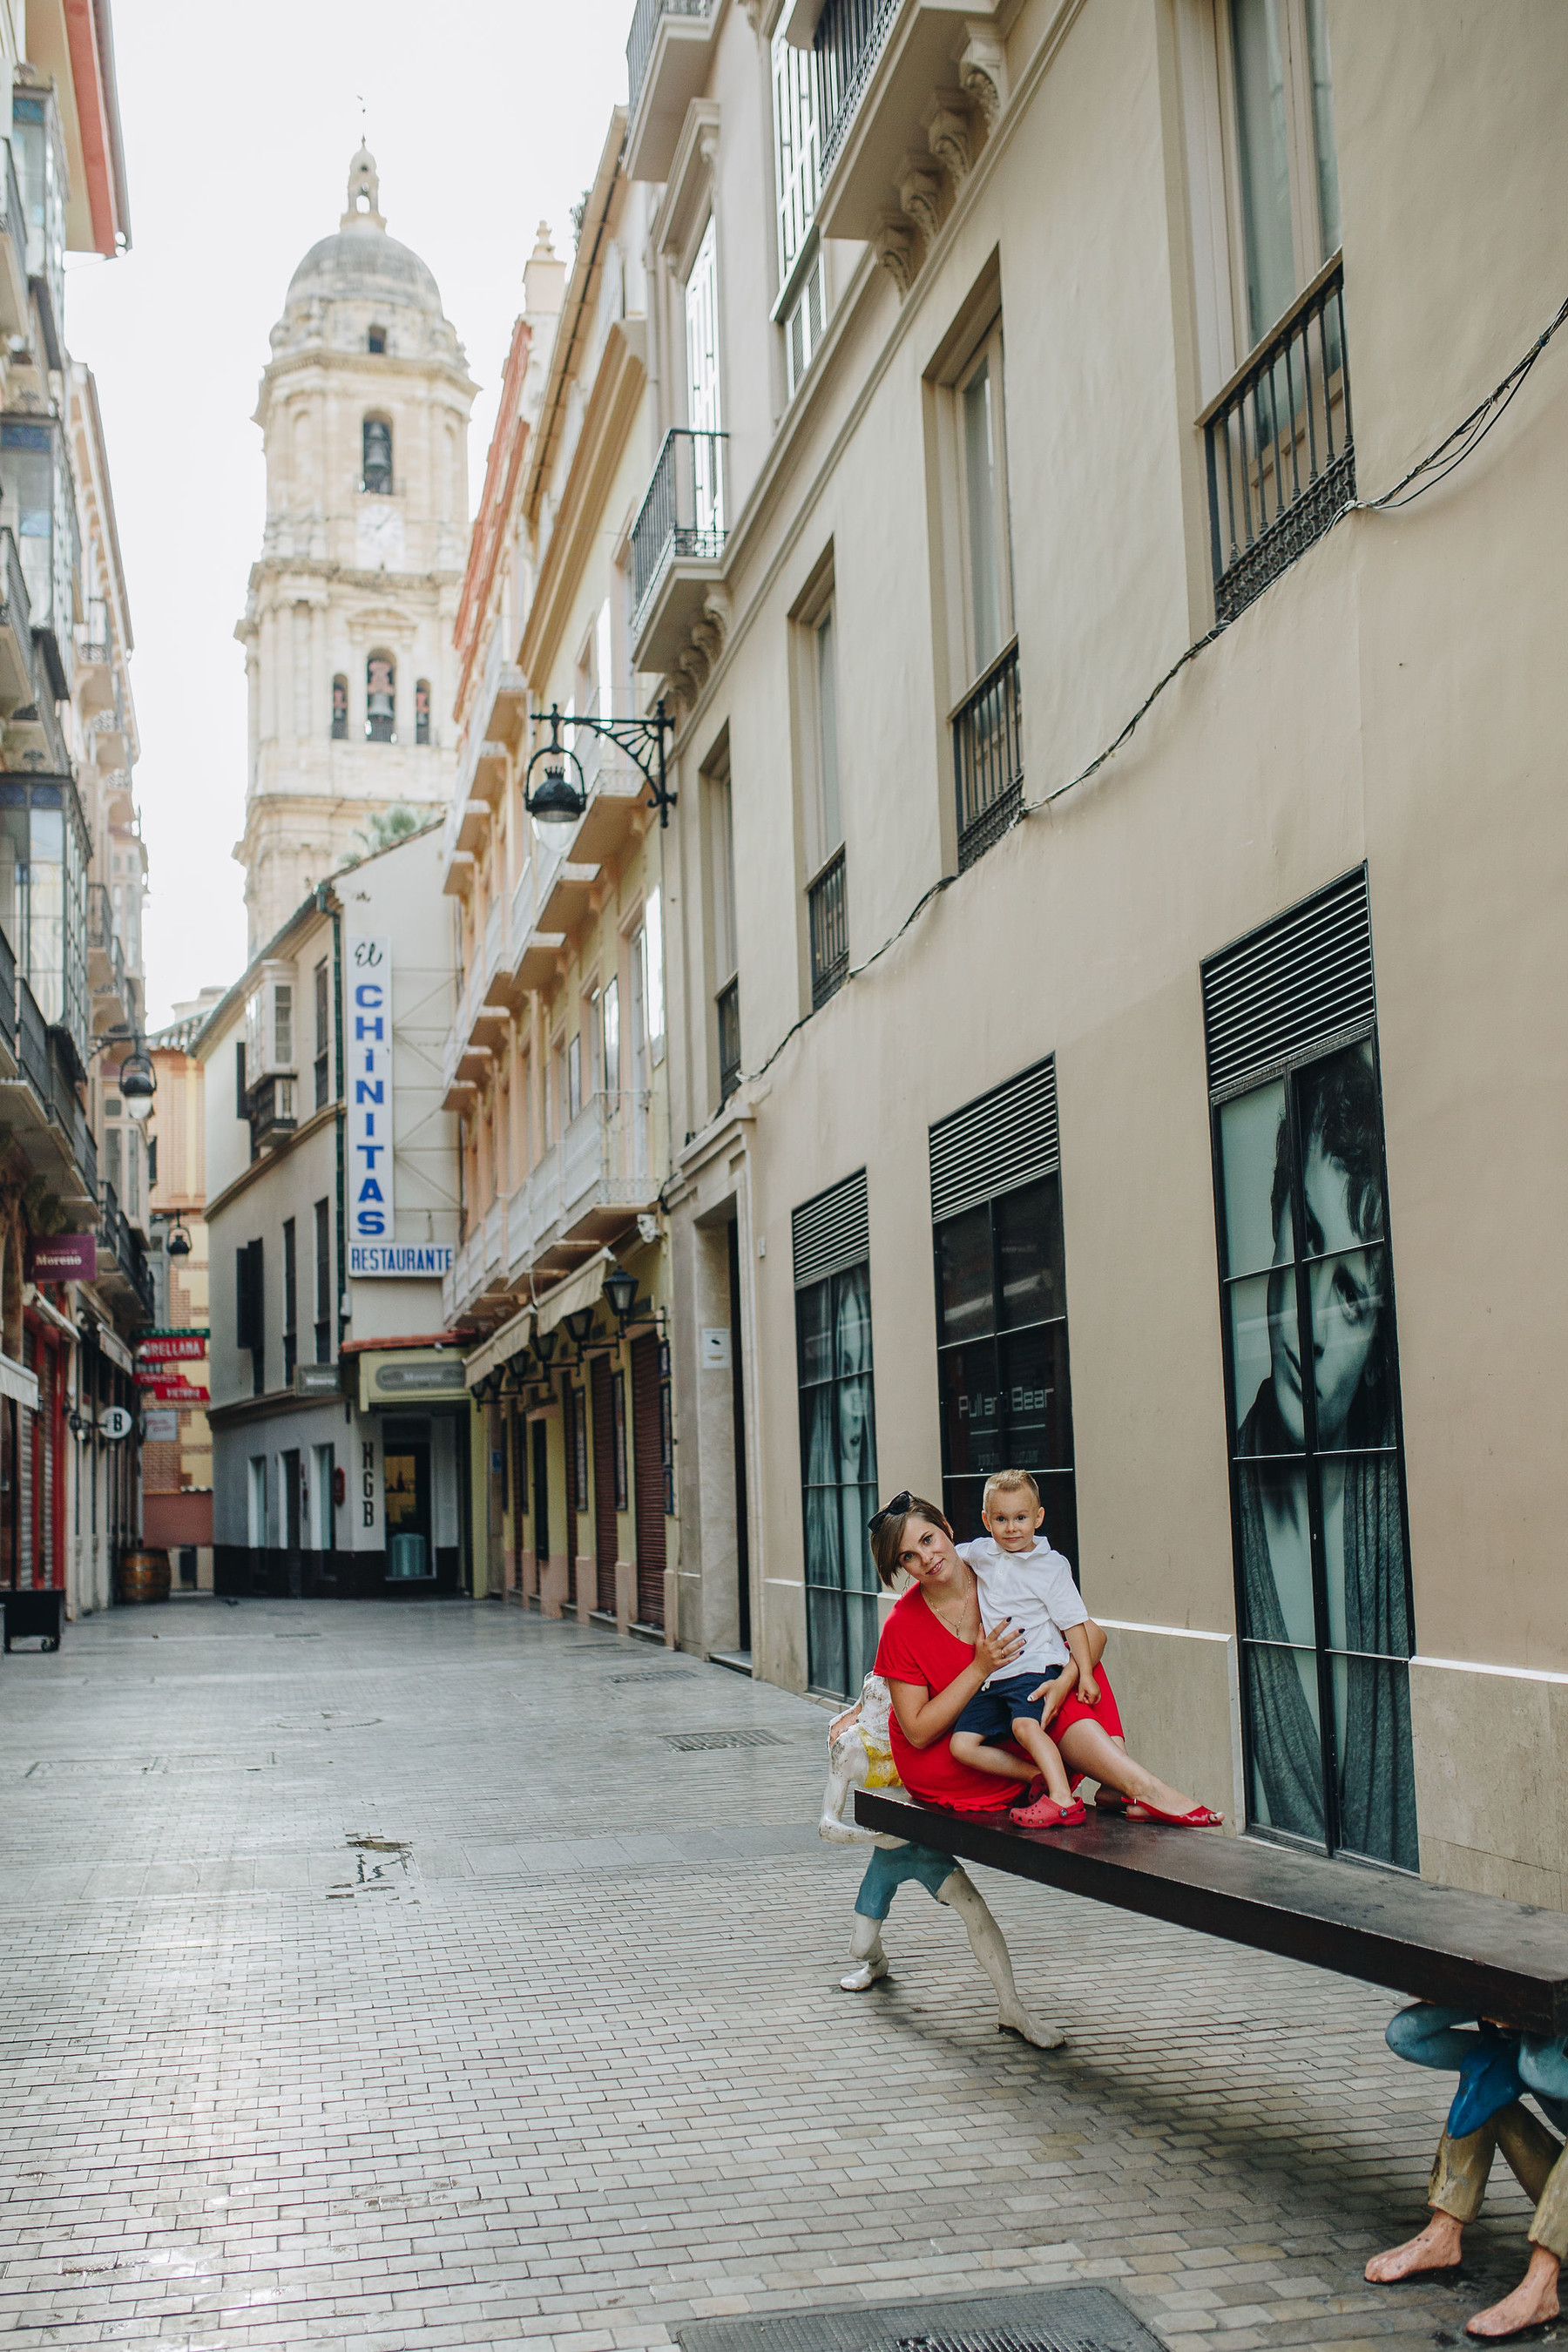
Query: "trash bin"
387 1532 430 1581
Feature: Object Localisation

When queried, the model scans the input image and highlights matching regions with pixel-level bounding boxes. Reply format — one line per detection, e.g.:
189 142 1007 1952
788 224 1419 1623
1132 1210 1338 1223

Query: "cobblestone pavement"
0 1598 1547 2350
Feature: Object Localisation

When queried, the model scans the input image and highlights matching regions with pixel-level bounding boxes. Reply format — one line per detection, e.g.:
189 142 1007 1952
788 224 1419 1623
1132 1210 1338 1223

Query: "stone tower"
234 145 476 950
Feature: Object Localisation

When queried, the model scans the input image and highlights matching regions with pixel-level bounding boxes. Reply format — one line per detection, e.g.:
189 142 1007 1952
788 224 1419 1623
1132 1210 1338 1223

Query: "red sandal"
1125 1801 1223 1828
1009 1793 1087 1829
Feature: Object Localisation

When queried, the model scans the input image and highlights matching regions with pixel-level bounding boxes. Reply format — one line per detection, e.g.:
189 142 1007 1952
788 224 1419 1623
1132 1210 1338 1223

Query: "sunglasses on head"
867 1490 914 1535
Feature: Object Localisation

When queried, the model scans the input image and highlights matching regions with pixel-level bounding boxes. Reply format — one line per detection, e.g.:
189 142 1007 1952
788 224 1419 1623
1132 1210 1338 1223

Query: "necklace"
925 1573 978 1641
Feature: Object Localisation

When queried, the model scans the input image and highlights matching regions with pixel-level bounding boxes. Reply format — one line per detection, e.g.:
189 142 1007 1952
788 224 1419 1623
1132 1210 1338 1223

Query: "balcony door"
685 216 724 537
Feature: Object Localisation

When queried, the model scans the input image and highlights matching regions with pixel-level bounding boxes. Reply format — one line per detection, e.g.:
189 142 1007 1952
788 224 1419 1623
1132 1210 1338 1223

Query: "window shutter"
929 1058 1058 1227
1200 868 1375 1099
792 1167 868 1288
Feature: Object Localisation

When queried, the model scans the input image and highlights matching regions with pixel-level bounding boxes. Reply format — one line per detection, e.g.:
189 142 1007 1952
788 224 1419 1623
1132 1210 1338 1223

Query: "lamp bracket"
531 701 678 828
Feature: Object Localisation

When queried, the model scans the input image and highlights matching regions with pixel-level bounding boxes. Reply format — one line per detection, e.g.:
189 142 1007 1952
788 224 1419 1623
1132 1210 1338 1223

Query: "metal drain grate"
610 1670 700 1685
662 1728 787 1752
676 2286 1165 2352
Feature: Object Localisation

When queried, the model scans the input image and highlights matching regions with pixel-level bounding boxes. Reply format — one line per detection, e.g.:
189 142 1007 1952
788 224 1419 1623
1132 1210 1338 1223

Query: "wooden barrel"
118 1548 171 1605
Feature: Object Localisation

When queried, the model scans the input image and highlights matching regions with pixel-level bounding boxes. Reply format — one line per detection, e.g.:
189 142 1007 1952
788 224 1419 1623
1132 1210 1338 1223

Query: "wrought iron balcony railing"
17 974 46 1098
1203 257 1354 628
953 638 1023 874
816 0 898 180
0 920 14 1058
631 427 729 625
627 0 711 119
717 976 740 1103
808 846 848 1010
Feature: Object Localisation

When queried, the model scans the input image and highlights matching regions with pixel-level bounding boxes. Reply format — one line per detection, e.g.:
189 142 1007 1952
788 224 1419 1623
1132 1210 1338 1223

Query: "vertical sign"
348 936 393 1246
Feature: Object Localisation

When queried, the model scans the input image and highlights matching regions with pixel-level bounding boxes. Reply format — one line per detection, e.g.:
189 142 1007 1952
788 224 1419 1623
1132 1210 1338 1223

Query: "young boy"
949 1468 1103 1830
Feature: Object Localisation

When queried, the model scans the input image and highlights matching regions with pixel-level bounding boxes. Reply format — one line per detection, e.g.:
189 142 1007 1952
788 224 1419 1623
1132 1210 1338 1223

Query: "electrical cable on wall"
722 285 1567 1103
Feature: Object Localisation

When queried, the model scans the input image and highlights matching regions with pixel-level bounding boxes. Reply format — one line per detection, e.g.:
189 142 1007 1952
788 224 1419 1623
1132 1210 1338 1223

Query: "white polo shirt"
957 1536 1088 1685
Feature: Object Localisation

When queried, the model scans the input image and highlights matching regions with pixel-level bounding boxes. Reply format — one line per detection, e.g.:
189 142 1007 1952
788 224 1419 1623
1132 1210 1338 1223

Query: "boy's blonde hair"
983 1468 1042 1512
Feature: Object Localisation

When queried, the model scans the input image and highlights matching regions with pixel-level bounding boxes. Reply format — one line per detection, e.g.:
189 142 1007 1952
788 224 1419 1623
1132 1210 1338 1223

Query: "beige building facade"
439 145 684 1638
474 0 1568 1912
234 147 476 950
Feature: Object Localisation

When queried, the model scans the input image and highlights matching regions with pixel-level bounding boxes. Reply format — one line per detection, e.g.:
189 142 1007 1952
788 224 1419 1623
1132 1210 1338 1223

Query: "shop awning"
535 1249 613 1338
0 1350 39 1410
463 1303 535 1393
355 1346 470 1412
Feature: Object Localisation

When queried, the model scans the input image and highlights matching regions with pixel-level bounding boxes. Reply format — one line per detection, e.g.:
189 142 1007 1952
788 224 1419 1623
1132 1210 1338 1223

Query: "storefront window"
0 778 88 1055
797 1260 878 1699
1215 1038 1416 1869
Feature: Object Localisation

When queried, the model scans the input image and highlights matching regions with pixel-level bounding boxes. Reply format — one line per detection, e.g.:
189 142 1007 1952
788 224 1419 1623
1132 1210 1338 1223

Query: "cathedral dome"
282 145 445 321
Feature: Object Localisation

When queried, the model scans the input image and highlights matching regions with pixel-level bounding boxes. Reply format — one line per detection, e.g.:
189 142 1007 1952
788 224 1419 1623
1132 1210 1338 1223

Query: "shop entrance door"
591 1355 617 1613
282 1450 301 1596
631 1333 666 1630
383 1436 433 1582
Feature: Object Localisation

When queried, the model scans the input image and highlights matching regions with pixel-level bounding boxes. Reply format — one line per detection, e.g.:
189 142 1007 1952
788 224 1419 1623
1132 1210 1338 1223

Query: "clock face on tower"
356 501 405 571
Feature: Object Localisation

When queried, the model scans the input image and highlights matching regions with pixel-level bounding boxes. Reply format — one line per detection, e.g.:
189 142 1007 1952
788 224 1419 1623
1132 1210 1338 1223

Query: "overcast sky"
65 0 633 1027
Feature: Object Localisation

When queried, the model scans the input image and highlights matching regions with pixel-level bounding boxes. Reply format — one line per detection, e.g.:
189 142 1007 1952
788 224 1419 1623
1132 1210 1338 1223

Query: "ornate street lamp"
603 1264 638 1333
522 700 677 854
118 1044 156 1120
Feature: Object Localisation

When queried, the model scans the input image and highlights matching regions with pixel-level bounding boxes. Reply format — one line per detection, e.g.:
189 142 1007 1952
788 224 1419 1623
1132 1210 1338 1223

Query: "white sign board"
348 1244 454 1280
347 936 393 1250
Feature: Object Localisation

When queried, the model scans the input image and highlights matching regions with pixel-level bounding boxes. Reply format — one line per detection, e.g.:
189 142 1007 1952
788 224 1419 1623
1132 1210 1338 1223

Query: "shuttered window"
794 1171 878 1699
929 1060 1077 1557
1203 869 1417 1872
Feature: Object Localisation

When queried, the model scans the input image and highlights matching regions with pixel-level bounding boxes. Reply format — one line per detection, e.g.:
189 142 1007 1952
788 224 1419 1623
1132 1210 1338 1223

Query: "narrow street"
0 1600 1530 2350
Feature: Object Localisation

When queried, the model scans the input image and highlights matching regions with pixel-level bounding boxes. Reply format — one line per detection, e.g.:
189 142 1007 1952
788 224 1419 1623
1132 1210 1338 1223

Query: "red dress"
875 1583 1030 1814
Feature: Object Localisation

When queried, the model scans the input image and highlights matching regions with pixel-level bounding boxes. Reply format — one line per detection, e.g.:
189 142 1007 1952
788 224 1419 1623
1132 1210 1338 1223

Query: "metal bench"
855 1788 1568 2035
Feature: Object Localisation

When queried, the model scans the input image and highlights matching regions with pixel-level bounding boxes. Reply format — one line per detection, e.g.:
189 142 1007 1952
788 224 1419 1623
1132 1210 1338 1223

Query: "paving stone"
0 1596 1542 2349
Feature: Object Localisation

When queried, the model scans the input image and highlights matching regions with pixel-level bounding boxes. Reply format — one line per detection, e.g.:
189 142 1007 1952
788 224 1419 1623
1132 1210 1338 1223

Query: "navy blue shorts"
952 1667 1063 1745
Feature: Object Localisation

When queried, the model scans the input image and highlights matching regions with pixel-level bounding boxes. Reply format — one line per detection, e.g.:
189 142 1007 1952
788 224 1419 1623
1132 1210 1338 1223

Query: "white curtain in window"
773 27 822 283
685 220 724 536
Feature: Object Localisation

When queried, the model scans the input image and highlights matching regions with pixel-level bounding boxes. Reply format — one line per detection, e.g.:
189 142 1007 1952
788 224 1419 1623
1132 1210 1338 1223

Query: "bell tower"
234 148 477 950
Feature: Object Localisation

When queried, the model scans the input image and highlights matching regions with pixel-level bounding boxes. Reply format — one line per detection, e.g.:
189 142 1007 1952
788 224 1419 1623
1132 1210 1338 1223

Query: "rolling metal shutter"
631 1332 666 1628
792 1168 868 1288
929 1058 1059 1226
1201 868 1375 1099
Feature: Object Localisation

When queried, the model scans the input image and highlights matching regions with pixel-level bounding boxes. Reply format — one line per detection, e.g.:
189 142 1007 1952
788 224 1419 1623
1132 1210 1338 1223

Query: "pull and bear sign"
345 936 453 1280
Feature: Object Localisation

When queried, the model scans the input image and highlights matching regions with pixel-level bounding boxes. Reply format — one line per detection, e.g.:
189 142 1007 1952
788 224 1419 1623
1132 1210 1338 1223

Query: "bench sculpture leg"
821 1679 1064 2051
1368 2001 1567 2339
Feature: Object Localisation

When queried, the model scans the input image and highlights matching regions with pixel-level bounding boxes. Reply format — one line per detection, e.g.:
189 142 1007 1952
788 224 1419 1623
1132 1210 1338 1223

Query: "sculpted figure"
819 1670 1063 2049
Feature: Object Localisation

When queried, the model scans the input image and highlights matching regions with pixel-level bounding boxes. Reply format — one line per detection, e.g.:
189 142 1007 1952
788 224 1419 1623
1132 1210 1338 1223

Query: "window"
235 1040 247 1118
1204 871 1416 1871
314 1197 331 1363
274 985 293 1070
602 974 620 1094
707 754 740 1103
930 1061 1077 1558
362 416 393 494
1224 0 1341 354
366 652 395 743
127 1127 141 1221
794 1171 878 1700
247 1456 267 1547
958 321 1014 681
567 1032 582 1122
415 679 431 746
314 959 330 1111
282 1218 297 1384
796 578 848 1010
312 1443 335 1549
331 675 348 741
641 889 666 1066
105 1125 121 1197
236 1238 264 1396
368 325 387 355
587 984 603 1097
772 24 828 399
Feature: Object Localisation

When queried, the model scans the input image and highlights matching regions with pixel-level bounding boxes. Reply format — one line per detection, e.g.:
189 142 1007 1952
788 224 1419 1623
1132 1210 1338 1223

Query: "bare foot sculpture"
820 1673 1064 2051
1366 2002 1568 2338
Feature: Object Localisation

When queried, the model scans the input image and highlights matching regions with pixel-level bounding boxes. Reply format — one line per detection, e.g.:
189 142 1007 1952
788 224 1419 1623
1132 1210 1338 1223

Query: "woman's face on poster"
1267 1134 1384 1447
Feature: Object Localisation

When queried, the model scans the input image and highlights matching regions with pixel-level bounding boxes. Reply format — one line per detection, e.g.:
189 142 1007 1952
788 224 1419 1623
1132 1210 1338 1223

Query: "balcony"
457 731 508 809
626 0 718 183
0 414 80 701
0 524 66 773
248 1072 298 1154
476 626 528 749
952 638 1022 873
631 429 728 677
793 0 1004 250
1203 258 1354 628
0 975 97 1213
88 882 130 1025
98 1179 154 1324
0 133 28 341
0 921 14 1077
808 845 848 1009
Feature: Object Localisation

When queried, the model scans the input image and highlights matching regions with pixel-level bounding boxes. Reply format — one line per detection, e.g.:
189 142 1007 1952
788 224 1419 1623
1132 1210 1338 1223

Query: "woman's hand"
974 1619 1026 1680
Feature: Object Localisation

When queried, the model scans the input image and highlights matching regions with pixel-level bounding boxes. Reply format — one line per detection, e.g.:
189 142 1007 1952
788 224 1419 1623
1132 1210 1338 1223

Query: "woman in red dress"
870 1494 1221 1824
